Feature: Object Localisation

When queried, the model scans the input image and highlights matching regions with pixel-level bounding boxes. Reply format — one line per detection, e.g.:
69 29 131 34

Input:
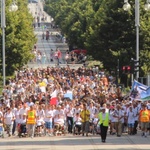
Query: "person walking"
44 105 53 136
132 103 139 135
42 32 45 40
66 103 74 134
50 49 54 62
98 107 110 143
42 52 46 64
113 104 123 137
139 104 150 137
4 107 15 137
11 103 17 136
127 106 135 135
46 31 49 41
80 103 90 136
37 52 42 65
65 52 69 65
26 105 36 138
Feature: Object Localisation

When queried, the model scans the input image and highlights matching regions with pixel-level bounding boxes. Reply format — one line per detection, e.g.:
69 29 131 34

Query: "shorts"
141 122 149 129
147 123 150 130
45 121 52 129
128 123 134 128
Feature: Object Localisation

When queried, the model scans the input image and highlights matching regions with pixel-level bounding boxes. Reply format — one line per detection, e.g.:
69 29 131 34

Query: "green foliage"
0 0 36 76
86 55 94 61
44 0 150 76
87 60 103 69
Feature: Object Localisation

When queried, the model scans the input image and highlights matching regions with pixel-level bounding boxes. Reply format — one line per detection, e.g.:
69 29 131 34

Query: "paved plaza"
0 133 150 150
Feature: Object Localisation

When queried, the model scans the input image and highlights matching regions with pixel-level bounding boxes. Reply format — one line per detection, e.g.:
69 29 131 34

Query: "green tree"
44 0 150 76
85 0 150 76
0 0 36 76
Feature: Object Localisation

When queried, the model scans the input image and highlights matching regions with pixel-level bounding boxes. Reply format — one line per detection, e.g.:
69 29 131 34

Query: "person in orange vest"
139 104 150 137
26 105 36 138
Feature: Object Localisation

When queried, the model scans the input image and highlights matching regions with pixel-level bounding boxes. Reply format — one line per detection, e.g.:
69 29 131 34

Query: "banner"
64 91 73 100
130 80 149 101
50 90 58 105
50 97 57 105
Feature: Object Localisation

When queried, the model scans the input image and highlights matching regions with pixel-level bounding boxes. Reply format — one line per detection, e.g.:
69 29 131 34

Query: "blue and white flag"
64 91 73 100
130 80 149 100
141 87 150 101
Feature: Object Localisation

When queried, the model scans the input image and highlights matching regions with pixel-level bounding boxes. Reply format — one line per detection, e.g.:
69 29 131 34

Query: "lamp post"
1 0 18 86
123 0 150 80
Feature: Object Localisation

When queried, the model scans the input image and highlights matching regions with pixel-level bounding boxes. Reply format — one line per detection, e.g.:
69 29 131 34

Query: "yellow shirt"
80 110 90 122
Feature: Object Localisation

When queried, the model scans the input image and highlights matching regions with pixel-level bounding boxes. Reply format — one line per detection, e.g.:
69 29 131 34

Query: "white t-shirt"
127 111 135 124
88 107 96 119
26 102 34 107
12 107 17 116
74 108 81 116
15 109 21 123
37 109 45 119
54 109 64 117
5 99 10 107
4 111 15 125
109 110 115 122
120 110 125 123
113 109 124 122
93 118 99 124
0 111 3 117
19 108 29 119
19 118 26 124
132 107 138 121
54 117 64 125
44 110 53 122
0 111 3 122
66 107 74 117
74 116 82 125
36 118 45 126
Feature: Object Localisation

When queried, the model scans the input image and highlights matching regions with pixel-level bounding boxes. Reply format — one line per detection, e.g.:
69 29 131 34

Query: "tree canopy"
44 0 150 76
0 0 36 76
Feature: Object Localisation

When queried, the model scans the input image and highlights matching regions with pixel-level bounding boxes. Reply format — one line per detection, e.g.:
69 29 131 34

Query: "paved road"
0 133 150 150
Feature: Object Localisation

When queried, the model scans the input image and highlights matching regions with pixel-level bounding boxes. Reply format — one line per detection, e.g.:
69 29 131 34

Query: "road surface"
0 133 150 150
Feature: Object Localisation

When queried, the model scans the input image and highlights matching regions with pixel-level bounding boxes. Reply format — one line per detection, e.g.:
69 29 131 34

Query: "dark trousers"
12 120 16 135
100 124 108 141
20 124 26 134
133 121 138 134
67 117 73 133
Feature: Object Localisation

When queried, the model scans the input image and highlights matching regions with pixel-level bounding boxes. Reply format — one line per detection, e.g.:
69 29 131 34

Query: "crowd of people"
32 45 62 65
0 66 150 142
32 44 86 65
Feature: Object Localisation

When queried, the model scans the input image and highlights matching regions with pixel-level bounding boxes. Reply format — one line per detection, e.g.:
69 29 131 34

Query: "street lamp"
9 1 18 12
123 0 150 80
123 0 131 11
144 0 150 11
1 0 18 86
